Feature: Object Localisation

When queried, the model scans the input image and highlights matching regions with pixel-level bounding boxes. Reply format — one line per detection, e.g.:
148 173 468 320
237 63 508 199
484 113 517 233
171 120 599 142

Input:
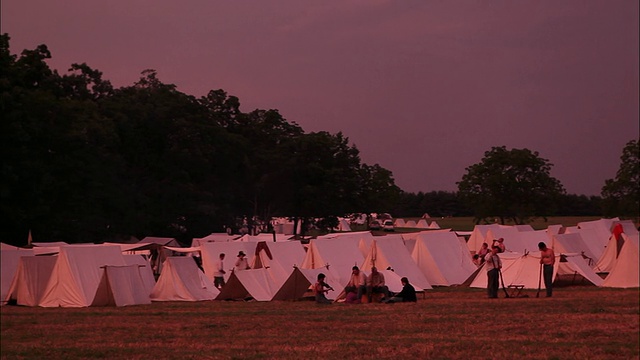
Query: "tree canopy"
0 34 401 245
456 146 565 224
601 139 639 218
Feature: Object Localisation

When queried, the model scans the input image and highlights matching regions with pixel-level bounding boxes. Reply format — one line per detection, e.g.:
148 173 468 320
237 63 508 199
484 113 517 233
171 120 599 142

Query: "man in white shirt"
213 253 226 289
484 246 502 298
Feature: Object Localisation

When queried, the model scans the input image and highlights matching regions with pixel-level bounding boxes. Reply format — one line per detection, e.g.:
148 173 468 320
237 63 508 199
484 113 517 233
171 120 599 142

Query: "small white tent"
216 267 288 301
272 267 340 301
150 257 219 301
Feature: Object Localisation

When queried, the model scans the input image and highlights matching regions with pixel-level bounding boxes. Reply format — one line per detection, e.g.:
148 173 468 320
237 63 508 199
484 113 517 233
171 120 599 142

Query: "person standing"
234 251 250 271
538 242 556 297
485 245 502 298
213 253 226 289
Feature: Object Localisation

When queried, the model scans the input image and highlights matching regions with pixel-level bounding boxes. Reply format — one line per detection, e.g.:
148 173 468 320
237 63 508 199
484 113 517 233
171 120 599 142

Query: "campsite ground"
2 287 638 359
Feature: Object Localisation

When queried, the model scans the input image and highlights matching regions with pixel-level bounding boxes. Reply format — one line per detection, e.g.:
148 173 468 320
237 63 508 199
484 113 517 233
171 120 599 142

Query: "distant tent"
394 219 406 227
5 255 56 306
601 235 639 288
1 249 35 305
38 245 149 307
150 257 219 301
427 221 441 229
416 219 429 229
336 218 352 232
404 220 417 228
192 233 240 246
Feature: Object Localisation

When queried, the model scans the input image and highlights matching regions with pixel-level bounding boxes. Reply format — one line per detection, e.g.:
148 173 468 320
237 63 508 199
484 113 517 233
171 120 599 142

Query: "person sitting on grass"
344 266 367 302
383 277 417 303
366 267 390 302
314 273 333 304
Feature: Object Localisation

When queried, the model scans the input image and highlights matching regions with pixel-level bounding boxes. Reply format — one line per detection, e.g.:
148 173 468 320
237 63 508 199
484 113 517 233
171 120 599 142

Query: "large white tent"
150 256 219 301
469 252 559 290
38 245 150 307
359 236 432 290
411 232 476 286
199 242 257 282
300 236 365 287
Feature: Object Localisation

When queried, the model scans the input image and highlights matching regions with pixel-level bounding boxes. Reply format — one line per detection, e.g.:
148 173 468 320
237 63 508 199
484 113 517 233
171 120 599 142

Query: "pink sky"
3 1 638 195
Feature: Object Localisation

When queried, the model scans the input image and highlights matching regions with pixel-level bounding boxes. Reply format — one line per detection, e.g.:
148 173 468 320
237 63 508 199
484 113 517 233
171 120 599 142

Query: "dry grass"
2 287 638 360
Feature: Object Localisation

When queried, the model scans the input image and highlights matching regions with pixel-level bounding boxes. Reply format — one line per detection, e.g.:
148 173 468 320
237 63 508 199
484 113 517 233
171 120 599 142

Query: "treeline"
1 35 401 245
1 34 621 246
391 192 603 218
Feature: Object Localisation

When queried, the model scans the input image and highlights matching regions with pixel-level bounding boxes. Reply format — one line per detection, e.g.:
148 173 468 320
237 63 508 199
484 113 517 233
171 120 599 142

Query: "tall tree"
457 146 565 224
601 139 639 218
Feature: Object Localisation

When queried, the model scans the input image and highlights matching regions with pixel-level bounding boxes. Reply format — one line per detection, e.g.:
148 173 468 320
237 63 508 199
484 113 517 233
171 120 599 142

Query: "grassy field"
2 287 638 359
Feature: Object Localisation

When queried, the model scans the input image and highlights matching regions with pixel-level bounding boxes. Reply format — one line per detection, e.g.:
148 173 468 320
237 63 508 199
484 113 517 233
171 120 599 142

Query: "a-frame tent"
199 242 257 282
411 231 476 286
150 256 219 301
252 241 306 280
272 267 341 301
216 267 288 301
601 235 639 288
1 248 34 305
360 236 432 290
300 236 365 288
469 252 559 289
4 254 51 307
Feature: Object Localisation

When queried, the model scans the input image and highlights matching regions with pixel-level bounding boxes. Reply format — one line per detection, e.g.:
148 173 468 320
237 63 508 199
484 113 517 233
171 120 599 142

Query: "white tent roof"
416 219 429 229
394 219 406 227
150 256 219 301
360 236 432 290
192 233 240 246
428 221 441 229
602 235 639 288
404 220 417 228
123 254 156 297
38 245 136 307
412 232 476 286
466 224 503 253
556 254 603 287
553 233 599 267
565 228 609 262
500 230 550 255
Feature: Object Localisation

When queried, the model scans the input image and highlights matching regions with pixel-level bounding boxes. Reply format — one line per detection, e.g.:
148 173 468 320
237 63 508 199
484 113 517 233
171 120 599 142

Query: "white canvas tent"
199 242 257 282
38 245 149 307
404 220 417 228
469 252 559 289
123 254 156 296
553 233 599 268
272 267 341 301
1 249 35 305
192 233 240 246
252 241 306 280
150 257 219 301
428 221 441 229
5 255 57 306
216 267 288 301
300 236 366 288
411 232 476 286
359 236 432 290
394 219 406 227
555 253 604 287
416 219 429 229
601 235 639 288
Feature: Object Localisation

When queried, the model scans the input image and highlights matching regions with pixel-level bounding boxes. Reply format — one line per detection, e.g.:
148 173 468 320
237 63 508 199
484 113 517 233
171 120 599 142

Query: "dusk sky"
3 1 638 196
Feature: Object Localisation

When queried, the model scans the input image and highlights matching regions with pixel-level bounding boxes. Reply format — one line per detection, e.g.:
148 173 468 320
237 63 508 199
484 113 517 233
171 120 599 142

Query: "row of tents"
1 218 637 307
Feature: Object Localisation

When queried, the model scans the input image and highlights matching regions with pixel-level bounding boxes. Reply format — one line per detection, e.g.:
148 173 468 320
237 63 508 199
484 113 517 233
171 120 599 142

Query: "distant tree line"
1 34 636 245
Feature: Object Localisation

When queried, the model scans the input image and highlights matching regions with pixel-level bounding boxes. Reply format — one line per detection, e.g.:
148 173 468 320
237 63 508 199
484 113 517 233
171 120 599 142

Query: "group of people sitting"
314 266 417 304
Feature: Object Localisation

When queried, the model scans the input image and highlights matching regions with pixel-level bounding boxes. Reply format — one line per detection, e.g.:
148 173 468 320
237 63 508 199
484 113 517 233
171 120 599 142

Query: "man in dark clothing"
383 277 417 303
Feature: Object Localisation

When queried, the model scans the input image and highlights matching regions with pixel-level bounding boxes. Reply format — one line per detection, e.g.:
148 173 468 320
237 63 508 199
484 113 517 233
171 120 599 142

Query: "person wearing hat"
234 251 250 271
492 238 505 253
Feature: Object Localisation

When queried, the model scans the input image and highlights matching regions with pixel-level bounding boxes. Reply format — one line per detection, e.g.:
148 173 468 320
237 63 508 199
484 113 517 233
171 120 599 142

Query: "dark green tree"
457 146 565 224
601 139 639 218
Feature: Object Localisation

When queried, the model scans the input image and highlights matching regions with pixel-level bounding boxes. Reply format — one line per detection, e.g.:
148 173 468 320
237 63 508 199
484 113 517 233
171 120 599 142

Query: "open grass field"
2 287 638 360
